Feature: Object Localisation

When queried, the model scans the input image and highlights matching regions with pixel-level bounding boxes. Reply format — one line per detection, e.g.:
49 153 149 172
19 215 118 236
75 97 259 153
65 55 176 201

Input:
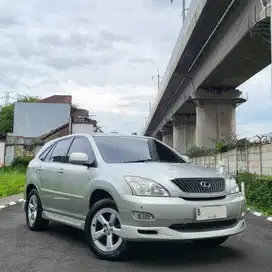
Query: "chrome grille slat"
171 178 225 193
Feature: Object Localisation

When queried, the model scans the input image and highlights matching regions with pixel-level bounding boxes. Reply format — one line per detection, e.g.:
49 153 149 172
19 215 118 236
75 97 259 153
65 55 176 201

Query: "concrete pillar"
162 127 173 147
173 114 196 154
192 89 245 148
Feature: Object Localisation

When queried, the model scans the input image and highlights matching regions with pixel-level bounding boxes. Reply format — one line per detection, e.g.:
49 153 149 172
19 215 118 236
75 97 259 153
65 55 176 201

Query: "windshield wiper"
122 159 153 163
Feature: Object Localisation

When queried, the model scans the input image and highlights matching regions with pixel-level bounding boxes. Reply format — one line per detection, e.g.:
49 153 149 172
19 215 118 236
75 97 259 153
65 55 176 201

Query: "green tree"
0 95 40 133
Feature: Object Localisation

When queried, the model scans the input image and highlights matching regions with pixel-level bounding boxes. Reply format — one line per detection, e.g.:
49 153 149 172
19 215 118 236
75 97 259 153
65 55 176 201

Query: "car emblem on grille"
200 181 211 188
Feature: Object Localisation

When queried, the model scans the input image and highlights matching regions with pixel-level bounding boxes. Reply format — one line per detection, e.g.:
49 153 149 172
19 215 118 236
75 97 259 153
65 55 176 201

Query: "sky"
0 0 271 137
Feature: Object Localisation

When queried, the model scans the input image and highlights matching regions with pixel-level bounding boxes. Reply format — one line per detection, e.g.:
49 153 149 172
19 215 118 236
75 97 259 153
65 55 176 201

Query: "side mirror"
69 152 91 165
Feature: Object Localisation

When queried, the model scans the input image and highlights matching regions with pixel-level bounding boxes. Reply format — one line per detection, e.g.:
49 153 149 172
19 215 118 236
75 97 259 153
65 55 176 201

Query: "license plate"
196 206 227 221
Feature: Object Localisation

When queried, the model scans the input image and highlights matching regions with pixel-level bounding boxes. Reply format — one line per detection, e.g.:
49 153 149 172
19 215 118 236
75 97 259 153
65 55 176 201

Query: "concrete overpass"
144 0 271 153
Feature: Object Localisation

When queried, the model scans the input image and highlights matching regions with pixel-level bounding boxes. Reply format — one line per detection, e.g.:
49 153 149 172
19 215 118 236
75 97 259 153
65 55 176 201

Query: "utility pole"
0 91 13 106
4 91 9 106
170 0 188 22
152 69 162 92
182 0 186 22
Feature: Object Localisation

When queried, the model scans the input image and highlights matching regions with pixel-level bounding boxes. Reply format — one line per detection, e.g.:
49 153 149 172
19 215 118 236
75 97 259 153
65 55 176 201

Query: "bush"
11 156 34 169
237 172 272 215
215 141 229 153
186 145 215 158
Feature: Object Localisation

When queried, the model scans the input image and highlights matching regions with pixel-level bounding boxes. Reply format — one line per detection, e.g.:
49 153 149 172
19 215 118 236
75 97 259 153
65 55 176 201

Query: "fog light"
132 211 155 221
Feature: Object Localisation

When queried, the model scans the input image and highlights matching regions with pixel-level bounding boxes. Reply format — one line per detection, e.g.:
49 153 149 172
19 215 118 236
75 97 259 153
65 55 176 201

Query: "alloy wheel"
28 194 38 227
90 207 122 253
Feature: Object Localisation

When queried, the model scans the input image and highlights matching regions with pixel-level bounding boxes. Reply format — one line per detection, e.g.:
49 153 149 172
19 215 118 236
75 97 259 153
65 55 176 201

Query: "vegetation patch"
186 134 272 158
0 167 26 198
237 172 272 216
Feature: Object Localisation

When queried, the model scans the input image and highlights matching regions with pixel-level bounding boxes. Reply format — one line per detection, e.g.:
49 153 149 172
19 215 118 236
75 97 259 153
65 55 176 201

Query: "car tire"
85 199 127 261
26 189 49 231
192 236 229 248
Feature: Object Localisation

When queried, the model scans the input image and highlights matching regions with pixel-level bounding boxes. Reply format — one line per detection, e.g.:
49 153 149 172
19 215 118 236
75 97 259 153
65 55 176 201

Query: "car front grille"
171 178 225 194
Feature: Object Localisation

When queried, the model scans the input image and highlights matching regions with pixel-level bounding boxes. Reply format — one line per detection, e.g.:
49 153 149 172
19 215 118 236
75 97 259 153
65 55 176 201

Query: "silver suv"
23 133 247 260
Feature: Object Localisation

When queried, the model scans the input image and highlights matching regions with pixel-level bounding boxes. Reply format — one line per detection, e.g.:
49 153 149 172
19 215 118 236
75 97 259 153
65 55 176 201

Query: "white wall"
72 123 94 134
13 102 70 137
191 143 272 175
0 142 5 167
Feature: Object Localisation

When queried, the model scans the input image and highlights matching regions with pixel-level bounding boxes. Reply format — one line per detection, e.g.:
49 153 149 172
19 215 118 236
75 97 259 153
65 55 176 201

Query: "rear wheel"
85 199 127 260
192 236 229 248
26 189 49 231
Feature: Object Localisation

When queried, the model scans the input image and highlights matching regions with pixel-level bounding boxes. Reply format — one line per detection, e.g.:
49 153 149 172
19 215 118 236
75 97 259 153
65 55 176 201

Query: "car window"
44 144 56 162
39 146 52 161
66 137 95 163
50 139 71 163
93 136 184 164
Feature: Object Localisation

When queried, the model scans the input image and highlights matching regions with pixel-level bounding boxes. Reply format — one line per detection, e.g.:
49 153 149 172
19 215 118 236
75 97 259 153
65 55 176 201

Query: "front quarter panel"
84 173 132 214
25 159 43 200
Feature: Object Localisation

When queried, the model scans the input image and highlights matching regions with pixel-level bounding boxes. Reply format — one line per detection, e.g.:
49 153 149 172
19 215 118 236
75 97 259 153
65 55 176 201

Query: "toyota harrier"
22 133 247 260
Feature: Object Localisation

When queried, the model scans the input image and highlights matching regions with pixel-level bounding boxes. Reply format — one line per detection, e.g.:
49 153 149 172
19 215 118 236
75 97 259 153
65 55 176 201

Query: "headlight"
124 176 170 197
228 178 240 194
220 172 240 194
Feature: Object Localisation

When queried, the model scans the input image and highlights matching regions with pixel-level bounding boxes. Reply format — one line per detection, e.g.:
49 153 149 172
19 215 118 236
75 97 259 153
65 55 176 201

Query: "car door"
36 143 56 211
56 136 97 220
40 138 72 213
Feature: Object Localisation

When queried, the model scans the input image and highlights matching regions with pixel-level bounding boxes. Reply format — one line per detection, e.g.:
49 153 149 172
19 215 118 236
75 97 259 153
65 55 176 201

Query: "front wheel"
85 199 127 261
192 236 229 248
26 189 49 231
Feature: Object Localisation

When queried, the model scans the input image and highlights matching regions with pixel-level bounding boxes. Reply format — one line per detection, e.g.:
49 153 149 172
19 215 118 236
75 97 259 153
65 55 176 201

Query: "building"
13 94 102 142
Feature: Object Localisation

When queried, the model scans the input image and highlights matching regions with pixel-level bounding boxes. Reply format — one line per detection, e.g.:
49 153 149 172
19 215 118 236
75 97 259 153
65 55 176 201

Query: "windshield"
93 136 185 164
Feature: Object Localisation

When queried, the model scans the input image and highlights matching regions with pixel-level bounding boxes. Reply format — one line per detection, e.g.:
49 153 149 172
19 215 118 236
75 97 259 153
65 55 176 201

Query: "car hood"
106 162 222 181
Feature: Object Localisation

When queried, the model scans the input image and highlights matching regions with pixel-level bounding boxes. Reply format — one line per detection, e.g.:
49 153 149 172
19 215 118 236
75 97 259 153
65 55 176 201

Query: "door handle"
58 168 64 174
37 166 43 172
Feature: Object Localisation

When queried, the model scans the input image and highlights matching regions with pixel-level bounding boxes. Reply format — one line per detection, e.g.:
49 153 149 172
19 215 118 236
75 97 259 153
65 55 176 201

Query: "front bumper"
117 193 247 241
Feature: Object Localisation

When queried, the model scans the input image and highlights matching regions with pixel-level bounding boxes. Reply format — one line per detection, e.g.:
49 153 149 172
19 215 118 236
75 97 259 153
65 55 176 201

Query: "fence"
4 135 44 166
191 143 272 175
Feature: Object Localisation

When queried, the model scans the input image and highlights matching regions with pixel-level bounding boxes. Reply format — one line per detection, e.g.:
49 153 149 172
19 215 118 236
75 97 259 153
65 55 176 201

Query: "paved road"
0 204 271 272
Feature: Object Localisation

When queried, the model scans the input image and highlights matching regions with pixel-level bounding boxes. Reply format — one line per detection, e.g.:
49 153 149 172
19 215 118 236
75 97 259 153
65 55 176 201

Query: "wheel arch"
26 183 37 198
89 189 115 209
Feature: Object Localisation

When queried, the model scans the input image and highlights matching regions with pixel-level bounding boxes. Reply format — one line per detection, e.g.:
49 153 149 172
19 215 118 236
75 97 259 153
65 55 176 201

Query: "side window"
44 144 56 162
39 147 51 161
154 140 183 163
50 139 71 163
67 137 95 162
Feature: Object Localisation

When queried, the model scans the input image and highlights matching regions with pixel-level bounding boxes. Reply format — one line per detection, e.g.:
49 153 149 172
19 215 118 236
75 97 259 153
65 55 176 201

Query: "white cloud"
237 121 272 138
0 0 184 133
238 65 272 137
0 0 270 135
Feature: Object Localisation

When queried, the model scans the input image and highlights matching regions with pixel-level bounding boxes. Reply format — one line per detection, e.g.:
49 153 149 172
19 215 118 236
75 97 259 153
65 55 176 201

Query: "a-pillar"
162 126 173 147
154 131 163 141
173 114 196 154
192 89 246 148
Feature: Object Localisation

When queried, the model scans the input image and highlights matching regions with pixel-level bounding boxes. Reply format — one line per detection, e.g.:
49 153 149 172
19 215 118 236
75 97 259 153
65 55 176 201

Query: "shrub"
215 141 229 153
11 156 34 169
186 145 214 158
237 172 272 215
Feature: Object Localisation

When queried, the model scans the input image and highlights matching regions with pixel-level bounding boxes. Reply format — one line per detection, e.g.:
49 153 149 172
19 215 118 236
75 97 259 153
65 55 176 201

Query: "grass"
0 168 26 198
